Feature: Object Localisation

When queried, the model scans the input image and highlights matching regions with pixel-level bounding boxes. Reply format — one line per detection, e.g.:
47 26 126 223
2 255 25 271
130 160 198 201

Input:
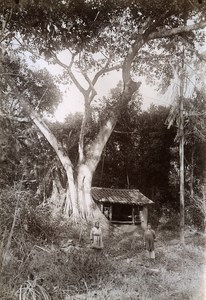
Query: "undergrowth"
0 185 205 300
0 186 115 299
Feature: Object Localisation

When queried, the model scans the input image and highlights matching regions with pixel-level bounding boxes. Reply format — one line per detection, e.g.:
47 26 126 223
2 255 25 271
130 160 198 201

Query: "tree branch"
77 59 122 163
178 34 206 63
53 54 87 95
4 67 74 171
123 20 206 84
148 21 206 41
82 72 97 97
92 63 122 87
88 63 122 104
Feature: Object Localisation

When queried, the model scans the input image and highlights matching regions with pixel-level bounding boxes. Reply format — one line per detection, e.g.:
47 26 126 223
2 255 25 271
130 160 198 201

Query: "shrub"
25 247 114 298
0 184 115 299
159 213 180 231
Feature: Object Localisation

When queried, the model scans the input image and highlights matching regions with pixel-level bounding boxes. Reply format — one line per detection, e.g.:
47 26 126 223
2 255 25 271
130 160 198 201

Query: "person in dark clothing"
144 224 156 264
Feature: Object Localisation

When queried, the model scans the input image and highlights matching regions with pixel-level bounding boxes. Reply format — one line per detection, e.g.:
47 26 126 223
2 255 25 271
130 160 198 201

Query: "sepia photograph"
0 0 205 299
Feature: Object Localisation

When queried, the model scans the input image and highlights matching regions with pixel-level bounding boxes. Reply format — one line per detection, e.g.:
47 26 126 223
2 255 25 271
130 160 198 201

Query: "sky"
53 71 169 122
15 20 206 122
29 45 202 123
30 50 172 122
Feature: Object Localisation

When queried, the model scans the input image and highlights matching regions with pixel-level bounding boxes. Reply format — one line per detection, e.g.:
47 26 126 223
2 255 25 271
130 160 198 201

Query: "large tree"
1 0 206 221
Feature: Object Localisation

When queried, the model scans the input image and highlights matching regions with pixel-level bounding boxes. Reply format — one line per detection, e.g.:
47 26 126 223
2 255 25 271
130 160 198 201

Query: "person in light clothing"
90 221 103 249
144 223 156 263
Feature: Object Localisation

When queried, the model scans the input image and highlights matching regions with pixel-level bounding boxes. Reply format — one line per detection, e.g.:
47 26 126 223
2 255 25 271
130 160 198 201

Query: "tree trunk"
76 162 108 226
179 129 185 244
48 177 66 215
190 147 194 198
63 163 79 219
179 79 185 244
74 80 140 220
203 142 206 230
77 163 94 219
18 98 80 219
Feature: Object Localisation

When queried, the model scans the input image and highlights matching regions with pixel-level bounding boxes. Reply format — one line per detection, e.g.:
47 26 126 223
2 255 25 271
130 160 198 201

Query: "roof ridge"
92 187 139 191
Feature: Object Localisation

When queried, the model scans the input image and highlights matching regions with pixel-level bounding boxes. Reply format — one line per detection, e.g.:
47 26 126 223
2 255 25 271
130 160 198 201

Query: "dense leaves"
2 56 62 114
0 57 62 191
93 104 177 209
2 0 206 84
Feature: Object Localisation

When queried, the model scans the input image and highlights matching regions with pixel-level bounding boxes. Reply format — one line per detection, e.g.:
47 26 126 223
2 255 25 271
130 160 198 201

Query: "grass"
65 229 205 300
0 223 205 300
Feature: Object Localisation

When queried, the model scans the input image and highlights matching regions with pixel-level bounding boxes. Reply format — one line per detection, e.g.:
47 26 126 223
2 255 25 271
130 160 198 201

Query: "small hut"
92 187 154 228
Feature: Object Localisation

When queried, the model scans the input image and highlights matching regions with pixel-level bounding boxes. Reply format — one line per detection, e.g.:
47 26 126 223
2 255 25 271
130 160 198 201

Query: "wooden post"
100 204 103 213
132 206 135 224
109 205 112 221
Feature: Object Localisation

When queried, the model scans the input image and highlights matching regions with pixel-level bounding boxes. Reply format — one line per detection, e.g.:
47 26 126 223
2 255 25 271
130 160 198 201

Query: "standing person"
144 223 156 265
90 221 103 249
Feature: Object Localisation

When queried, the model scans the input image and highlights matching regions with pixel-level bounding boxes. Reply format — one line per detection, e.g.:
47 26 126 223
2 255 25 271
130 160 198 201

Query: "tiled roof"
92 187 153 205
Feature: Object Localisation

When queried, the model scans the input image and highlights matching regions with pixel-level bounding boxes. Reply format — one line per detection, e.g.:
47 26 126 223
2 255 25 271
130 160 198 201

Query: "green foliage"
2 0 206 88
159 214 180 231
0 184 35 235
2 56 62 114
26 248 113 298
185 192 205 230
0 112 58 194
3 0 202 50
4 0 126 53
0 54 64 193
0 184 114 299
94 104 177 210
